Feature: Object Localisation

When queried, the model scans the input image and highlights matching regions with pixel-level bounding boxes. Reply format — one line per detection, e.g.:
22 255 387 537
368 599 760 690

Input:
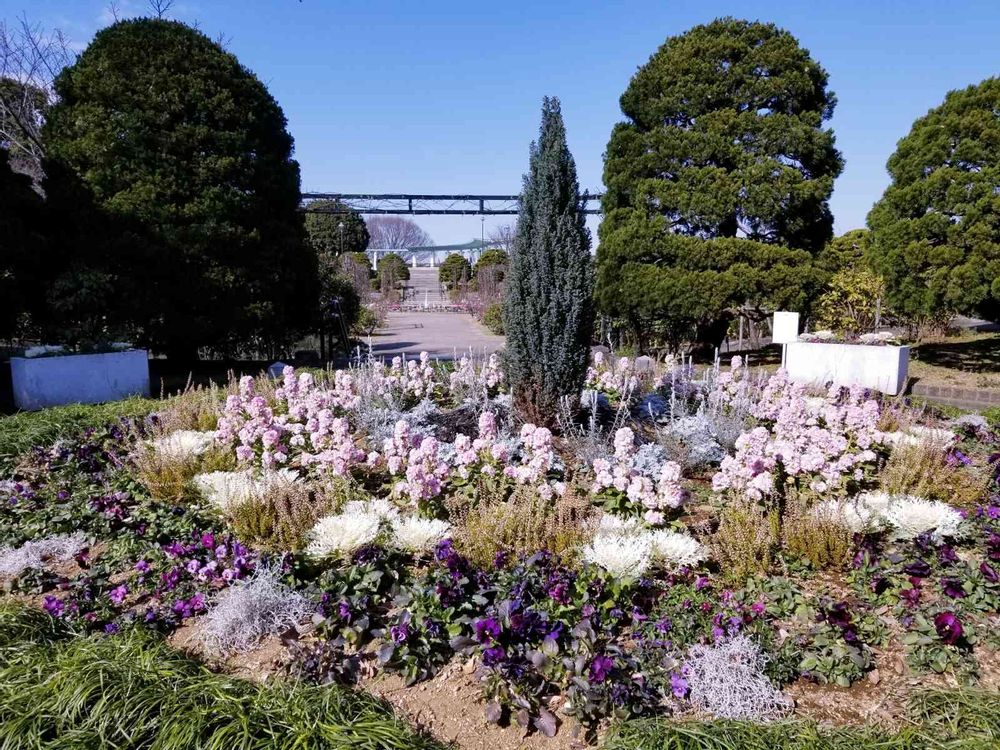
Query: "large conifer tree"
868 77 1000 325
503 97 593 424
597 18 840 351
44 19 316 358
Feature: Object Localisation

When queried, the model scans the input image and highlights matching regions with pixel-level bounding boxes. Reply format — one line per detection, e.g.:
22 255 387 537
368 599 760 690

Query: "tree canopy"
304 200 369 258
503 97 593 423
43 18 316 357
817 228 872 274
868 77 1000 323
597 17 841 350
439 253 472 289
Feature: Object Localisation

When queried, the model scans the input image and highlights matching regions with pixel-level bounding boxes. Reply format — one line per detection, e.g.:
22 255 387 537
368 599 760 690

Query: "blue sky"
5 0 1000 244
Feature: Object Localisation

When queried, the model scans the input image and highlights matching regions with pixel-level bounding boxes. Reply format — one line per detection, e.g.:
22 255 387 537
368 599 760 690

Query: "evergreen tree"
868 77 1000 324
597 18 840 351
43 19 316 358
438 253 472 289
503 97 593 424
304 200 370 258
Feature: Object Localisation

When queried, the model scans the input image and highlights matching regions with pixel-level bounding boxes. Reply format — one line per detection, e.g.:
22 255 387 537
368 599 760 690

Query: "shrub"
712 501 778 585
438 253 472 290
228 480 330 553
482 302 504 334
452 482 594 569
880 440 991 508
684 635 790 721
814 267 888 336
376 253 410 288
781 496 853 570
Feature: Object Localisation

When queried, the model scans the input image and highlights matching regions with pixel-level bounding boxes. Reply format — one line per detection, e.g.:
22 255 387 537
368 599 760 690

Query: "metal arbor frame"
301 192 603 216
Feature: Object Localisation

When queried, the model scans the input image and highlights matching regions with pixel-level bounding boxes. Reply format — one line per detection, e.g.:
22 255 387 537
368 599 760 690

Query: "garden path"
364 311 504 360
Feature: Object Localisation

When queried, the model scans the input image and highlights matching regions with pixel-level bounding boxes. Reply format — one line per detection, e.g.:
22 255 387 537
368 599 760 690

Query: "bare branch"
148 0 176 19
107 2 122 23
366 216 433 249
487 222 517 253
0 15 74 182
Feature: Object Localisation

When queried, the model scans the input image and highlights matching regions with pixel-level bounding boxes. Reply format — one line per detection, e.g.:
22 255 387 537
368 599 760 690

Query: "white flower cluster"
798 330 837 342
390 516 451 554
817 491 964 541
581 515 709 579
305 510 382 557
858 331 898 345
147 430 217 459
192 469 300 511
23 344 65 358
881 425 957 449
0 533 88 578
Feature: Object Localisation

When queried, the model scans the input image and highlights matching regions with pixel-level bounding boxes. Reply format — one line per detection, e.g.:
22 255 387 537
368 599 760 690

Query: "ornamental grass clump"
228 479 327 553
452 483 595 569
781 495 853 570
880 438 991 508
684 635 791 721
136 429 235 503
200 565 308 655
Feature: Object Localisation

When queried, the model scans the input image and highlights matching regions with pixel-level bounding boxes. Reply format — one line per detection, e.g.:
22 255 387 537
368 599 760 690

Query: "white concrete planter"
785 342 909 396
11 350 150 411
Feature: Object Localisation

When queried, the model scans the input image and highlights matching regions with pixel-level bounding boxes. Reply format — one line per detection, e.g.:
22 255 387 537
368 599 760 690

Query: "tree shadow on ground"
913 336 1000 374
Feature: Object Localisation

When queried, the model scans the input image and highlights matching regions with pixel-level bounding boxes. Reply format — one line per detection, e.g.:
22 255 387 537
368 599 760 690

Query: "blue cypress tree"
503 97 594 424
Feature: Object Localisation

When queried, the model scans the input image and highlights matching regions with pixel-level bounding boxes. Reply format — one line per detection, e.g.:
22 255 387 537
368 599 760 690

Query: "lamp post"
338 221 345 255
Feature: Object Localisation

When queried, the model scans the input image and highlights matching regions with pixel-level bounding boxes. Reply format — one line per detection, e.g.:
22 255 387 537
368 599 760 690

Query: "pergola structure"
300 192 603 215
369 239 490 268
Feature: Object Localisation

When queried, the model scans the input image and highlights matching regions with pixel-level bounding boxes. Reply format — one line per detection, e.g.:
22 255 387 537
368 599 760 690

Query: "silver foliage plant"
200 565 308 654
0 533 88 578
684 635 791 721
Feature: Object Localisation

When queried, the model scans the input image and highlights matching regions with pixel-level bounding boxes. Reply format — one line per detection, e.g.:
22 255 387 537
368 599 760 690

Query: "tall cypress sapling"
503 97 594 425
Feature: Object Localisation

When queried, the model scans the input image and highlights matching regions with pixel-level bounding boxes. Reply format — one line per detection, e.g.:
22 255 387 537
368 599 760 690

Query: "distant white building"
368 239 491 268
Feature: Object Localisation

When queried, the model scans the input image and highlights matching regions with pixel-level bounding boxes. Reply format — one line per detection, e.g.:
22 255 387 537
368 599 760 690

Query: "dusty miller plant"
200 565 308 654
684 634 791 720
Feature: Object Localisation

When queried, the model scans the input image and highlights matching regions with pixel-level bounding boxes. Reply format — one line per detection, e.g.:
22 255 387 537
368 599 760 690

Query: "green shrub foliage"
503 97 593 423
817 229 872 275
597 18 841 351
474 248 509 276
868 77 1000 324
438 253 472 289
43 19 317 358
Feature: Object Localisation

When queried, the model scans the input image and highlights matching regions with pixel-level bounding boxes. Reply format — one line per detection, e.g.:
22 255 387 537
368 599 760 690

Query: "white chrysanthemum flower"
148 430 216 459
23 344 65 358
595 514 645 538
649 530 708 569
582 533 652 579
391 516 451 554
305 512 382 557
815 497 884 533
193 470 257 509
882 495 964 541
193 469 300 510
342 498 400 522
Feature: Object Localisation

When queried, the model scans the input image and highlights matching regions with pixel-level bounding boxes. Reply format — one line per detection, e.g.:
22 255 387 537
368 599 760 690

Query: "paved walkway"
364 312 504 359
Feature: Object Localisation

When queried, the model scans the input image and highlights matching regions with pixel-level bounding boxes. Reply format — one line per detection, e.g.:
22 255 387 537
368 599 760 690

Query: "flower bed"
1 351 998 747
